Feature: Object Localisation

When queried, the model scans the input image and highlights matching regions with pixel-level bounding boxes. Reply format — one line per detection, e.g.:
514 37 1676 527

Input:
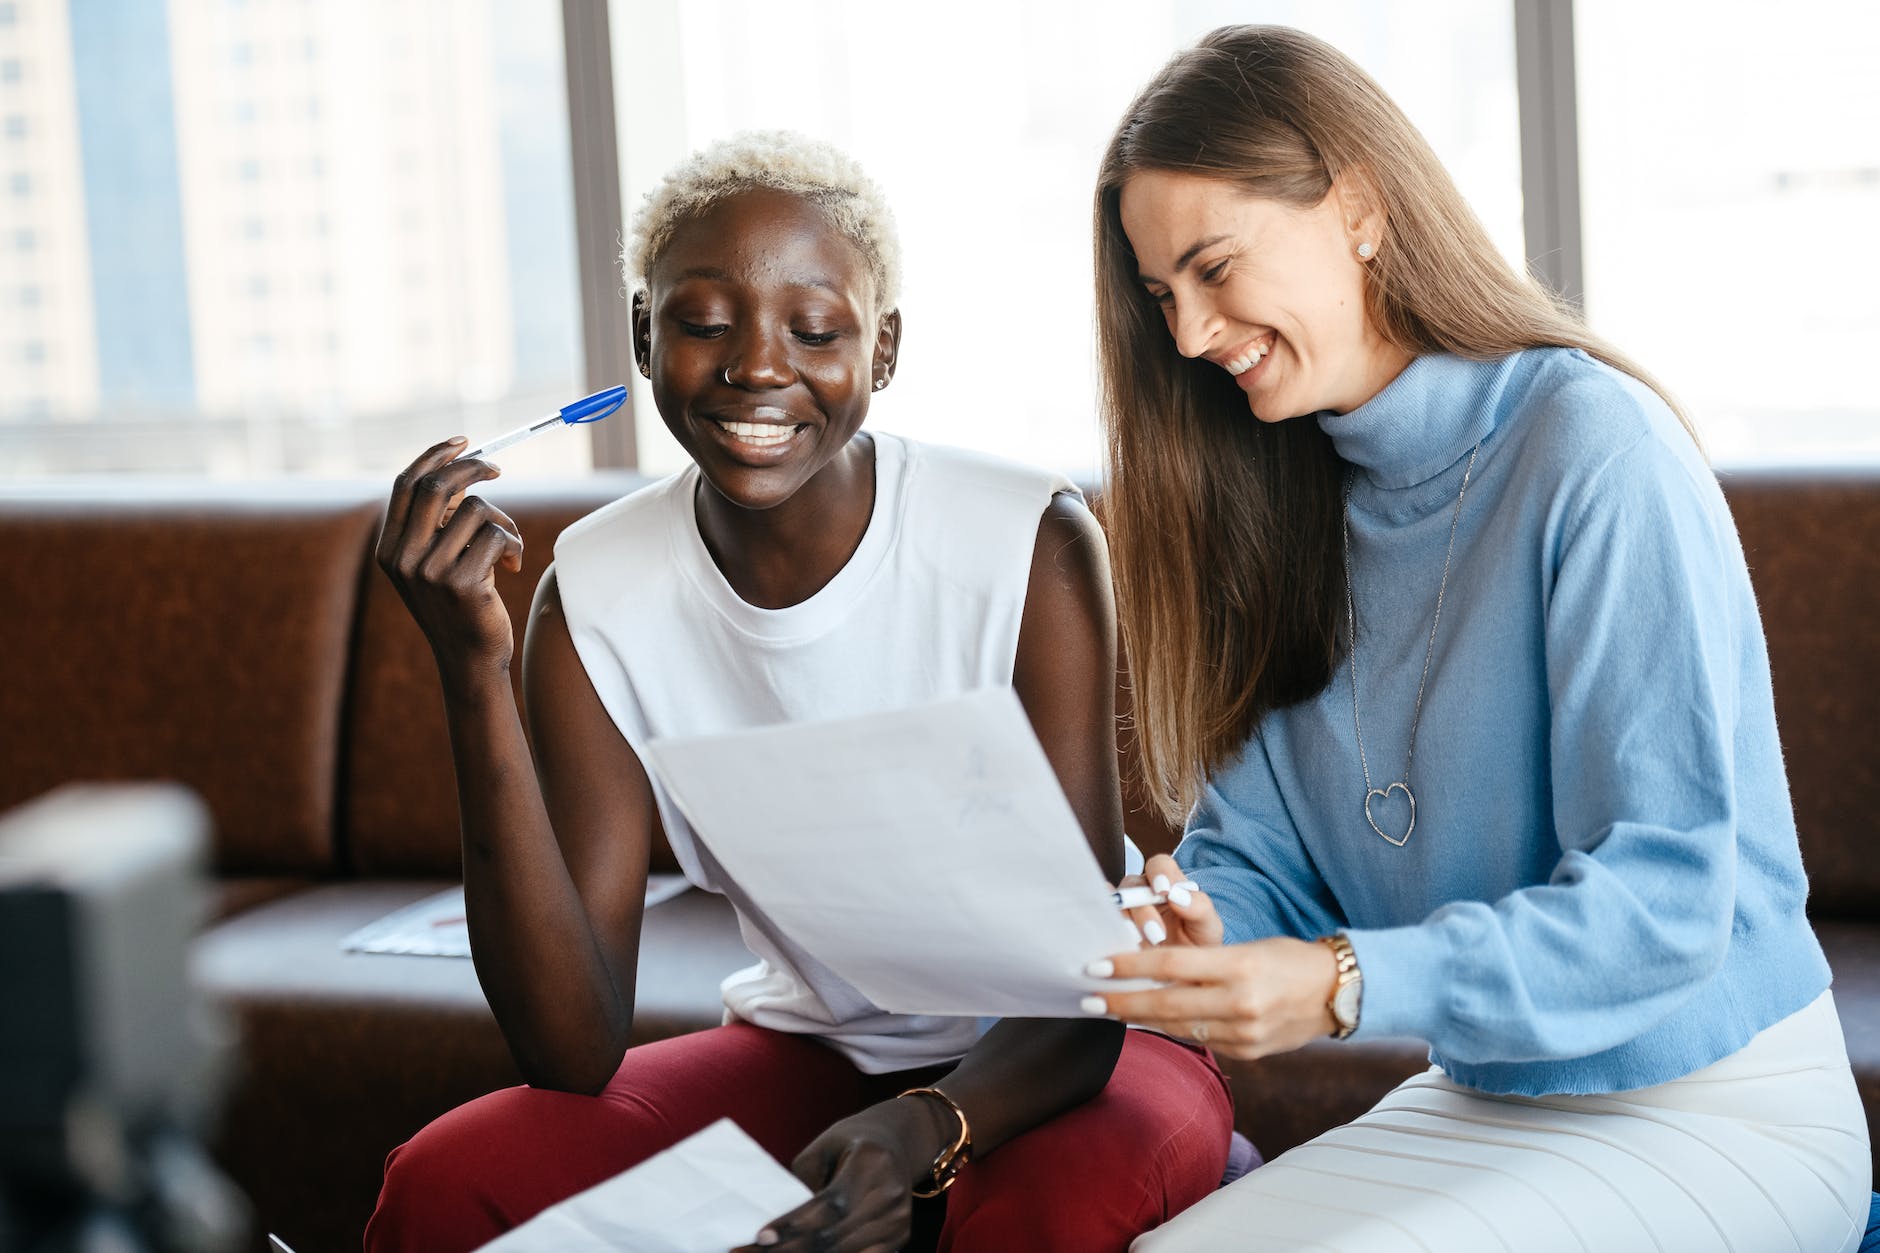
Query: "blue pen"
459 385 627 462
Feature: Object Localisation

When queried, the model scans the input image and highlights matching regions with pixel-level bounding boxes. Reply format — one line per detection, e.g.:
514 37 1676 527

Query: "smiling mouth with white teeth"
712 418 806 449
1219 336 1276 377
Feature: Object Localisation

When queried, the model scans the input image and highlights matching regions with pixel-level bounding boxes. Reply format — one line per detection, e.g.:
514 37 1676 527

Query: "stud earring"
1357 242 1375 260
638 360 651 378
873 377 886 391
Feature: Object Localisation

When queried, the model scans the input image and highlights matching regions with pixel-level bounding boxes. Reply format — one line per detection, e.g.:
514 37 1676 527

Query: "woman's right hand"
1119 852 1225 949
375 438 524 686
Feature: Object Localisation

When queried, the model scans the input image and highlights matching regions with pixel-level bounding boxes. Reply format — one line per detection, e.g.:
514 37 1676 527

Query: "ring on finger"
1191 1021 1210 1043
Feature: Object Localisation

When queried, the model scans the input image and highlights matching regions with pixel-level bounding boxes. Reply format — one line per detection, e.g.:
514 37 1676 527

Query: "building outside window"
0 0 1872 478
0 0 583 477
1576 0 1880 464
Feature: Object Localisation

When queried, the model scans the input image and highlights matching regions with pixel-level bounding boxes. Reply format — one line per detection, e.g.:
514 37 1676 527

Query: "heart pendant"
1363 782 1416 847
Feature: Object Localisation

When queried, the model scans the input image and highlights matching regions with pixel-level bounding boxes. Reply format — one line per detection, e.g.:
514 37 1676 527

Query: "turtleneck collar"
1316 353 1509 490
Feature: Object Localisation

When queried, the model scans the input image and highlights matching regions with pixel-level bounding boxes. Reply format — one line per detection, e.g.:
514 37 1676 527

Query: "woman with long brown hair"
1081 25 1870 1251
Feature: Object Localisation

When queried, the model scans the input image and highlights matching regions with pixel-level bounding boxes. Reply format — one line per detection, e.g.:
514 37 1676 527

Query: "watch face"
1332 978 1362 1028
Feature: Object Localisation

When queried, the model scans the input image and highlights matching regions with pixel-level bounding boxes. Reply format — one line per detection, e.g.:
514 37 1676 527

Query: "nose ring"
720 365 733 387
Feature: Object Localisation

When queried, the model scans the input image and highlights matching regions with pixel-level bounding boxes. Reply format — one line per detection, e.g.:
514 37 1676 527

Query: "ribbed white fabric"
553 431 1074 1073
1135 991 1870 1253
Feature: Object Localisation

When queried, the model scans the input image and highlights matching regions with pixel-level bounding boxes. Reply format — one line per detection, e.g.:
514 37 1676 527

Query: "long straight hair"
1097 25 1693 824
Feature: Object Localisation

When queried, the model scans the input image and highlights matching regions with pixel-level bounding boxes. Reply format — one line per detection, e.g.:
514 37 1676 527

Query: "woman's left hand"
1088 937 1340 1061
735 1097 946 1253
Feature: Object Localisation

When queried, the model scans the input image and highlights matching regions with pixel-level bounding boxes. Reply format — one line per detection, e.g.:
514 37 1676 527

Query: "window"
1577 0 1880 464
0 0 584 477
8 2 1862 478
612 0 1523 478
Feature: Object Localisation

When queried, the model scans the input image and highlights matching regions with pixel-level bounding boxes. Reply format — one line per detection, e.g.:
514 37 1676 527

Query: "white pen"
1110 881 1199 910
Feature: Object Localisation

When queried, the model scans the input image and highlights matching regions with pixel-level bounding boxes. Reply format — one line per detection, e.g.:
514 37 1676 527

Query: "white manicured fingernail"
756 1231 778 1247
1169 886 1193 907
1151 873 1171 894
1085 959 1114 978
1081 995 1109 1015
1144 918 1168 945
1178 880 1198 892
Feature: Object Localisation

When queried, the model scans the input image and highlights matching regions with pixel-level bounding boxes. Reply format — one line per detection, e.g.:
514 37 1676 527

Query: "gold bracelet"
897 1086 973 1197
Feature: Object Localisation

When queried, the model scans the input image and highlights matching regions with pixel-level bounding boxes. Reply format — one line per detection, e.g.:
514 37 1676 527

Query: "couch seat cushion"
1218 1035 1432 1160
192 879 751 1253
1817 921 1880 1168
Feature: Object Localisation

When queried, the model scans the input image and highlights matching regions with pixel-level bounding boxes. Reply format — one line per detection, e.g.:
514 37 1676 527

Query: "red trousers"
366 1023 1233 1253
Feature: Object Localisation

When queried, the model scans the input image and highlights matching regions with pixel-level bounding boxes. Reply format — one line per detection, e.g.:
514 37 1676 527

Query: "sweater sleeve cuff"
1343 923 1453 1043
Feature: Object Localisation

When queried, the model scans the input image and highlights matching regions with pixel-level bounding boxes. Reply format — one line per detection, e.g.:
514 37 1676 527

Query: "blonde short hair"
624 130 903 309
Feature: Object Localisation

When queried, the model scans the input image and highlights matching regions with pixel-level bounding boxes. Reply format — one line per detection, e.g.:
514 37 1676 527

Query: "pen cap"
559 386 628 424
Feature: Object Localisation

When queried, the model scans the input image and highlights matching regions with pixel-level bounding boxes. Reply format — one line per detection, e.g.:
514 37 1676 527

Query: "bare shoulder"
1019 491 1115 667
1027 492 1113 606
531 561 565 615
521 562 587 708
523 563 572 656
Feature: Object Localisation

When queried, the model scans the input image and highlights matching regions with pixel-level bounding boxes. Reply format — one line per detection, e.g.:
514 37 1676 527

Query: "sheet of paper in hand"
642 686 1147 1018
474 1119 809 1253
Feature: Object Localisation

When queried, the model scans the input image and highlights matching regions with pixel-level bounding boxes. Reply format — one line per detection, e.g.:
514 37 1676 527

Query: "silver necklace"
1341 444 1479 847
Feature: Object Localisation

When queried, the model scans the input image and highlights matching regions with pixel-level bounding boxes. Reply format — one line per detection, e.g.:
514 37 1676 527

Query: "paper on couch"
474 1119 809 1253
340 876 692 957
641 687 1147 1018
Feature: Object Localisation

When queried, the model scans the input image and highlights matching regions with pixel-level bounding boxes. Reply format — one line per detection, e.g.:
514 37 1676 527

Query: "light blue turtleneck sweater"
1176 347 1832 1096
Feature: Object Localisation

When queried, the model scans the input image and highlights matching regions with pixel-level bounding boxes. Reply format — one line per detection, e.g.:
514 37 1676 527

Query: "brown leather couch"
2 468 1875 1252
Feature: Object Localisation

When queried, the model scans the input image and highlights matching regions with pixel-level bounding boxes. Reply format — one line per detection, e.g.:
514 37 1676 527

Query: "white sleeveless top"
553 432 1076 1073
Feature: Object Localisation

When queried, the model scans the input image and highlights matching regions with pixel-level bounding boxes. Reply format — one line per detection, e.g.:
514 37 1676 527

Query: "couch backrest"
1722 470 1880 920
4 469 1871 911
0 488 380 874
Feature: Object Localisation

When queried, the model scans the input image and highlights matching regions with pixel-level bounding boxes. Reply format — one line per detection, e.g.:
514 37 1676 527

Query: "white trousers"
1134 991 1871 1253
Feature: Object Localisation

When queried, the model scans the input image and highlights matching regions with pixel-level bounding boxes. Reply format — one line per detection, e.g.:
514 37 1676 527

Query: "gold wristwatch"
1318 933 1362 1040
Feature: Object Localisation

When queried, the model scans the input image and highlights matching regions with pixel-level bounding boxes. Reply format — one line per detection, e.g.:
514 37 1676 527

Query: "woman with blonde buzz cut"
1081 26 1872 1252
365 130 1232 1253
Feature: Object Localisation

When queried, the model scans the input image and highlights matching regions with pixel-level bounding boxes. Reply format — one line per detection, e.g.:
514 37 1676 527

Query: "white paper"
341 876 692 957
475 1119 810 1253
642 687 1147 1017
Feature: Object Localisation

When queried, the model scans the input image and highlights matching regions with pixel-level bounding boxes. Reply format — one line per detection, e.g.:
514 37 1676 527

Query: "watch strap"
1318 933 1361 1040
